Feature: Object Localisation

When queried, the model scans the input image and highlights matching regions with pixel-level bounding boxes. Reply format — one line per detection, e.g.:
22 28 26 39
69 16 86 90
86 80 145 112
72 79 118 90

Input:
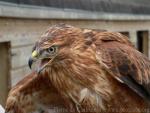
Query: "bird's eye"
47 46 57 54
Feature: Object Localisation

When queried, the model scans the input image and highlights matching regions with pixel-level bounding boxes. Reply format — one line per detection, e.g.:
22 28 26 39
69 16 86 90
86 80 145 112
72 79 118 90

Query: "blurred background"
0 0 150 107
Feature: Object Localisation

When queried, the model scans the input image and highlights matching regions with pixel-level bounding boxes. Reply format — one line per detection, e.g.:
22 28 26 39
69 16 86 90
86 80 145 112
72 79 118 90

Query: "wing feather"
5 72 66 113
95 32 150 101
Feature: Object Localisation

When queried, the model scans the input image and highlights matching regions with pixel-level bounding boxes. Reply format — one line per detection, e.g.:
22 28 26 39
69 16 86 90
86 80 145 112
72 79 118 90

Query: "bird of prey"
5 24 150 113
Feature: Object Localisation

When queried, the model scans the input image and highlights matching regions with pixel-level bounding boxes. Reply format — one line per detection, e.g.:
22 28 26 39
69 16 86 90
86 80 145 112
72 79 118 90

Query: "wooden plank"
0 33 39 48
11 45 33 69
0 18 47 47
11 66 31 87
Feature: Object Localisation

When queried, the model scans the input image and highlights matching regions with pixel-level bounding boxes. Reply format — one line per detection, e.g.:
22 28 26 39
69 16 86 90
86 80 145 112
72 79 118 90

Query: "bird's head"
28 24 84 74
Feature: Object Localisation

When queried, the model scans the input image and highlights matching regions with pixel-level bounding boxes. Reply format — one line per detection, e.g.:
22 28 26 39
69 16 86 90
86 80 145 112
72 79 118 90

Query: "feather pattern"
5 24 150 113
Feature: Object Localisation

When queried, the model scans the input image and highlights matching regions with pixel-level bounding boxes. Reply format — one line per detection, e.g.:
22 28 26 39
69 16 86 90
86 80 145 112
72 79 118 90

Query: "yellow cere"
32 50 38 58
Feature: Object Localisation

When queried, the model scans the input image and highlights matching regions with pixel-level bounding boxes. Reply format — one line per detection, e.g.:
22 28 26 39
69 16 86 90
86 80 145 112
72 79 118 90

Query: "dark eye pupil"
47 46 57 53
49 48 54 51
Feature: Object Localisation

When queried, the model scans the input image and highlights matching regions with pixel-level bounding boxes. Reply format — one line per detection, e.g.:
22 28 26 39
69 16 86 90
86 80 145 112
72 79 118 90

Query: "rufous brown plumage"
5 24 150 113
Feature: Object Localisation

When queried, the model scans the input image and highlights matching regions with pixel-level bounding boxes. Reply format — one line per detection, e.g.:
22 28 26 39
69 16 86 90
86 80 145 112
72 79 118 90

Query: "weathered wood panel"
0 18 46 47
11 66 30 86
11 45 33 69
0 42 10 106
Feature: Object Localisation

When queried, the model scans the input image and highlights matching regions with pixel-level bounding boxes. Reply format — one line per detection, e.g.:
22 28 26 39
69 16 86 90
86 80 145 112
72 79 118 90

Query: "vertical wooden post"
0 42 11 107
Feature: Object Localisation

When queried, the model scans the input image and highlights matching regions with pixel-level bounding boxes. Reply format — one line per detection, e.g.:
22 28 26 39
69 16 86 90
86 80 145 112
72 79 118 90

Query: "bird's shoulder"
93 31 150 101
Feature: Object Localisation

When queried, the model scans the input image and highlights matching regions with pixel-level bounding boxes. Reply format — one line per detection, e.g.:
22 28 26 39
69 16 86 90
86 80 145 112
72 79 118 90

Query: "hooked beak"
28 50 53 74
28 57 34 69
28 50 38 69
28 57 44 74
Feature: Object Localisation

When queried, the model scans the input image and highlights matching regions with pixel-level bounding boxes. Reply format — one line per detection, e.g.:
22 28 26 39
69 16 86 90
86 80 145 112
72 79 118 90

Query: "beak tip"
28 57 33 69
